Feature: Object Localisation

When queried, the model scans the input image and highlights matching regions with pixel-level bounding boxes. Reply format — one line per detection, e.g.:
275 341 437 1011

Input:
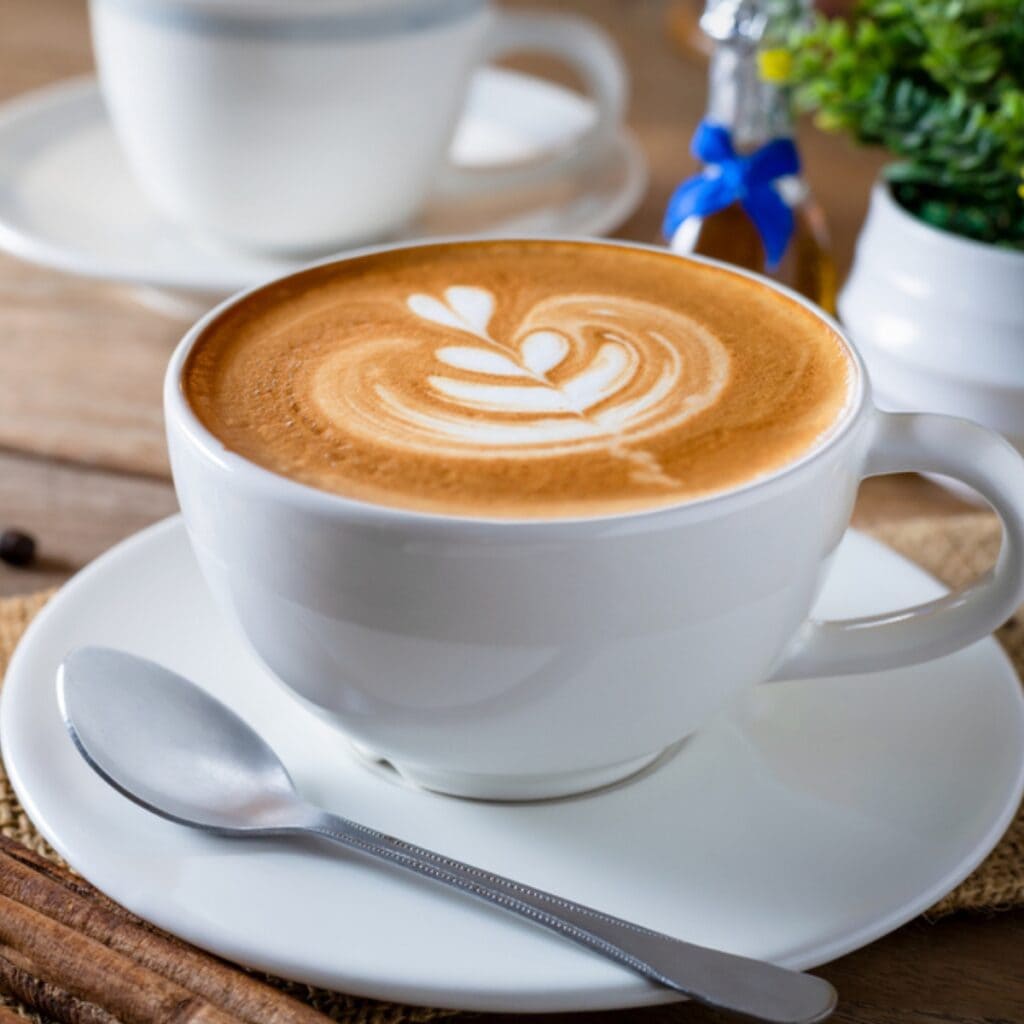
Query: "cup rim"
164 236 870 531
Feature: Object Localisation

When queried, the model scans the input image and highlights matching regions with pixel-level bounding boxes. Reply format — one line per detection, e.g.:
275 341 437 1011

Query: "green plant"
782 0 1024 247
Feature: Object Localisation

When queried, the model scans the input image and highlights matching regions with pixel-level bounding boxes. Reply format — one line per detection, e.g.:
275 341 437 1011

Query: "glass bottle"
664 0 836 313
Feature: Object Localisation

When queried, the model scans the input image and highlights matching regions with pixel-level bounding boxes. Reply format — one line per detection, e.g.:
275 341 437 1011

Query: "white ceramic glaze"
0 73 646 305
3 517 1024 1011
165 239 1024 799
840 182 1024 452
87 0 626 252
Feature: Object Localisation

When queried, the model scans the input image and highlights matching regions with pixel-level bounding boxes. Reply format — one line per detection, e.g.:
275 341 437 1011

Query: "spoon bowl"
58 647 300 832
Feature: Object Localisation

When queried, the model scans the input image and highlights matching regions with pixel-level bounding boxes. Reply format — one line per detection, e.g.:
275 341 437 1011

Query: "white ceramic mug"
165 239 1024 801
88 0 626 254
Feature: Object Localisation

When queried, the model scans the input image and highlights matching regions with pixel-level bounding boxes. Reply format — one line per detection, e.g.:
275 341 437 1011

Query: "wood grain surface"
0 2 1018 1023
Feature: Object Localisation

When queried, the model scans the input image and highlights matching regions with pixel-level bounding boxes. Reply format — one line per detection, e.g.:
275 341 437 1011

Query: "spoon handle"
302 809 836 1024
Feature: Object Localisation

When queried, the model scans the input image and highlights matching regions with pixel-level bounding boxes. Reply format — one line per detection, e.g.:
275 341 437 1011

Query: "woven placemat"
0 513 1021 1023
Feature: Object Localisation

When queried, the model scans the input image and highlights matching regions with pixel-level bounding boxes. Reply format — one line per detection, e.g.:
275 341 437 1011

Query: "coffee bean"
0 530 36 568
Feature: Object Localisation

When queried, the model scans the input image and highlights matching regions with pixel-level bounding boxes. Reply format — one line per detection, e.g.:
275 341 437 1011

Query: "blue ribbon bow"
662 120 801 270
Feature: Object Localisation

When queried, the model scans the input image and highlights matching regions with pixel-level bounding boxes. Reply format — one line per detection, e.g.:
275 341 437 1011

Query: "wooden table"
0 2 1019 1022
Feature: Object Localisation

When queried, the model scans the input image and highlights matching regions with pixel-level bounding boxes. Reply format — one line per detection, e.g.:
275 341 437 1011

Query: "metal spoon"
57 646 837 1024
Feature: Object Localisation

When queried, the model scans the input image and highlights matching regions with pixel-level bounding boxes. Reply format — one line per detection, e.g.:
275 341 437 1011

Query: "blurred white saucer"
0 68 647 319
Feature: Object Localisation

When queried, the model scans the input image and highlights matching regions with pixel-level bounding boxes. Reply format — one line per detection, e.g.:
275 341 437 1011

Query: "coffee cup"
165 238 1024 800
88 0 627 254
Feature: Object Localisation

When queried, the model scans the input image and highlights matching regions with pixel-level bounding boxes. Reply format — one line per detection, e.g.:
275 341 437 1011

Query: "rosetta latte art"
312 285 730 486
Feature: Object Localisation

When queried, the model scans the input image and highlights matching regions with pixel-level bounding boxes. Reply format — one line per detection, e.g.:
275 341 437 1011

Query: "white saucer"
3 518 1023 1013
0 71 646 305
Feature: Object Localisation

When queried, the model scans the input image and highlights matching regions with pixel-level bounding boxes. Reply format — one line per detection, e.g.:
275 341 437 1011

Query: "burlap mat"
0 513 1021 1023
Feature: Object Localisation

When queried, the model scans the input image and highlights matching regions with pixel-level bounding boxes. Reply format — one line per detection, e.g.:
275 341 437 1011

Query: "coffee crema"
183 241 854 518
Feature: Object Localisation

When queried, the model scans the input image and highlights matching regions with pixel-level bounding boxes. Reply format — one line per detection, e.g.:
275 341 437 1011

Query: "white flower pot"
840 182 1024 468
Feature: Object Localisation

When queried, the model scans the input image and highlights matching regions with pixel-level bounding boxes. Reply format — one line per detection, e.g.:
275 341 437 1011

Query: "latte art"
311 284 730 488
184 241 854 518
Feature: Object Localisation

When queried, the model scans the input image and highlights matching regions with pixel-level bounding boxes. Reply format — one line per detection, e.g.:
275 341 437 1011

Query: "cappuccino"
183 241 853 518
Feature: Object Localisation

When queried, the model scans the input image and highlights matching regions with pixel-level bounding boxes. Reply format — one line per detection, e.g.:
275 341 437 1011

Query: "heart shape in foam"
520 331 570 376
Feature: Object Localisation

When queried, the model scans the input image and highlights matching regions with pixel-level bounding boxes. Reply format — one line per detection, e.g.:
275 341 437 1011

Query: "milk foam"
311 285 730 487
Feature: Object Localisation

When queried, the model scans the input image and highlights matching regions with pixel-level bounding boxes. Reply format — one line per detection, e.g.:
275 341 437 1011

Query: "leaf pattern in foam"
428 377 579 414
435 347 528 377
430 342 632 416
408 286 494 340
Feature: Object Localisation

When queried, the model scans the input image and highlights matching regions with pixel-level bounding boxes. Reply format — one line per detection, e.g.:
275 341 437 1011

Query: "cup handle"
770 410 1024 681
438 10 627 195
